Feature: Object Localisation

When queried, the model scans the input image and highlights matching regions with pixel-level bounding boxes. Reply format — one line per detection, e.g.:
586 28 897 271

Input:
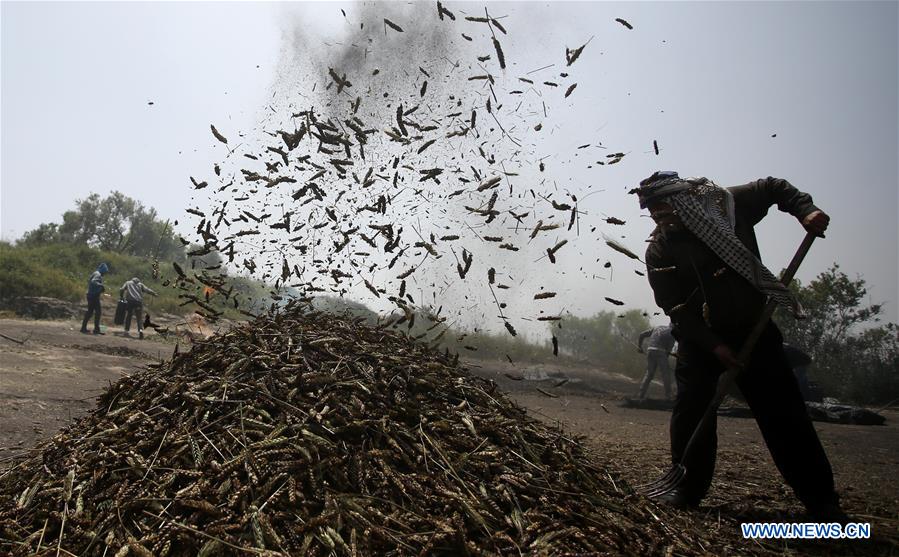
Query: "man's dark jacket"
645 177 819 356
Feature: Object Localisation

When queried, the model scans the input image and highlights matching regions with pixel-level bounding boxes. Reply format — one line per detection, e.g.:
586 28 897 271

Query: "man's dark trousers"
80 294 101 332
670 321 837 507
124 300 143 333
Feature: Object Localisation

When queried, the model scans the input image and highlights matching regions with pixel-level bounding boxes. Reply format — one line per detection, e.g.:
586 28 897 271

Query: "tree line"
773 264 898 405
1 192 251 317
7 193 896 404
18 191 186 262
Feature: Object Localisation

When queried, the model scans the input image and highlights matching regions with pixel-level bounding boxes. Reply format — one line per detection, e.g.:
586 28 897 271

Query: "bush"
0 242 81 301
370 303 653 375
0 242 270 320
774 264 899 405
311 295 380 324
443 329 553 363
550 309 651 379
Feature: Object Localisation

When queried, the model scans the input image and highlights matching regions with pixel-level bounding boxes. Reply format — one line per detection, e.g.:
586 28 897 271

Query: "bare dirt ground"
0 319 174 460
1 318 896 555
473 359 899 555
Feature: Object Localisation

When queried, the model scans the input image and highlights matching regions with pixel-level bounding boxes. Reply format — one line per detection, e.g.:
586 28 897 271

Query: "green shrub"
550 309 651 379
0 241 271 320
774 264 899 405
0 242 82 301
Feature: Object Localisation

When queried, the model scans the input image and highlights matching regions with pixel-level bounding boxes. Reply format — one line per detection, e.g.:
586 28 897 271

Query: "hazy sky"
2 1 897 330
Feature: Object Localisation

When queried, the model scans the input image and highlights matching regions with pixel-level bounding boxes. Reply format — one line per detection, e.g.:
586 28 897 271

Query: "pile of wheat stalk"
0 301 709 556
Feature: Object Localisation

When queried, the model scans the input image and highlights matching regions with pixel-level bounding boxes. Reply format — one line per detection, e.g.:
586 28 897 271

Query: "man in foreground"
635 171 845 521
636 322 676 400
80 262 109 335
119 277 157 339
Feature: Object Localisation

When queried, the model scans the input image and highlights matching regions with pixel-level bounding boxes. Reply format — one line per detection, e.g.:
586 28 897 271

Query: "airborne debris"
383 18 404 33
437 1 456 21
164 4 650 364
605 237 642 261
492 37 506 69
210 124 228 144
565 39 590 66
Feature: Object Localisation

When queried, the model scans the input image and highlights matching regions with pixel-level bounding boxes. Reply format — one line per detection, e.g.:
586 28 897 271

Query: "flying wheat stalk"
603 235 643 263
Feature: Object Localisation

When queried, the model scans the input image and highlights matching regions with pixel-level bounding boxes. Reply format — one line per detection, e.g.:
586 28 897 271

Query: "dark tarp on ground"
621 398 886 426
804 401 886 426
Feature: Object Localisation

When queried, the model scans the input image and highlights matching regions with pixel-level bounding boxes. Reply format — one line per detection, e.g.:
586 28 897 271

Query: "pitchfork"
640 231 817 500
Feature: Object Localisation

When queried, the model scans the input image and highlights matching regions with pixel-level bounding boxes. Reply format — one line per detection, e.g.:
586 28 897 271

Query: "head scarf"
636 172 802 317
636 171 688 209
97 263 109 274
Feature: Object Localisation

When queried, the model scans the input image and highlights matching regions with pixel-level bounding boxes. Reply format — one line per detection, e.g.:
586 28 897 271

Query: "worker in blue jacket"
80 263 109 335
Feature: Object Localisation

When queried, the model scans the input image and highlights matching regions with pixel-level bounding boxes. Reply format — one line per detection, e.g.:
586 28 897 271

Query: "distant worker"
782 342 813 401
80 263 109 335
637 323 676 400
119 277 157 339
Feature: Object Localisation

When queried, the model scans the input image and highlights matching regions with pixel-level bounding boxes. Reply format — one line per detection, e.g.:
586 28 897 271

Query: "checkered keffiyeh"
652 176 803 317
